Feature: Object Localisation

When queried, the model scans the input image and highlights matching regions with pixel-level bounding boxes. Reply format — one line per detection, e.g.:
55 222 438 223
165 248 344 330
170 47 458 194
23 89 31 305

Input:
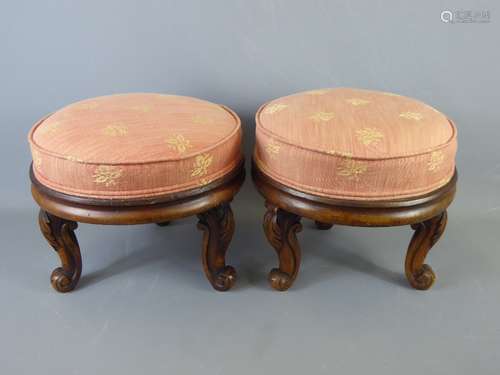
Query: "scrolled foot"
268 268 293 291
38 210 82 293
197 203 237 291
405 211 446 291
263 203 302 291
315 221 333 230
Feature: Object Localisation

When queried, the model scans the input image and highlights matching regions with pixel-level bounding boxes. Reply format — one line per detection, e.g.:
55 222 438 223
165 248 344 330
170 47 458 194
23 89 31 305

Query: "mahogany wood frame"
252 160 457 291
31 162 245 293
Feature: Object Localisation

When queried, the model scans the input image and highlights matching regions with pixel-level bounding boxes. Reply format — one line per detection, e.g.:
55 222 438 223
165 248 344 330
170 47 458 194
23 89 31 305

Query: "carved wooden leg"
156 221 171 227
38 210 82 293
405 211 447 290
315 221 333 230
197 203 236 291
263 203 302 291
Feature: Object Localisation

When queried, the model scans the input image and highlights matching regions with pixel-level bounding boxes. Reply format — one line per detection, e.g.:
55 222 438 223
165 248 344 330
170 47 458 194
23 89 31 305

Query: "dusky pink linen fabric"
29 93 242 199
254 88 457 200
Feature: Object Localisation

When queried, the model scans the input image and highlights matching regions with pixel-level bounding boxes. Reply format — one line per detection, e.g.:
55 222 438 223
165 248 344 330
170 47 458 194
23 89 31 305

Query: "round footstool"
29 93 244 292
252 88 457 291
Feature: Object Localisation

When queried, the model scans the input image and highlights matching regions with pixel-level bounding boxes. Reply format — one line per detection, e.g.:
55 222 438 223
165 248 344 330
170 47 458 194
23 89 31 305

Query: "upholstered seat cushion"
29 93 242 199
254 88 457 200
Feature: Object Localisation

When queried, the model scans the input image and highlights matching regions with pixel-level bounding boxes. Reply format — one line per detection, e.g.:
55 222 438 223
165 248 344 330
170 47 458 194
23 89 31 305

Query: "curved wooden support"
263 202 302 291
405 211 447 290
197 203 236 291
38 210 82 293
315 221 333 230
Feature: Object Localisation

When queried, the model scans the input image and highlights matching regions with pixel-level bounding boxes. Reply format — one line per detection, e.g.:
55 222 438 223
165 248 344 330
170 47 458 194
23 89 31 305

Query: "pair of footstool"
29 89 457 293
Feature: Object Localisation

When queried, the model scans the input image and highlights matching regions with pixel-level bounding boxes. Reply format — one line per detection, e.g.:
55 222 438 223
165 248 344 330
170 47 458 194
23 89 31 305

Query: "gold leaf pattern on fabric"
399 111 423 121
191 154 213 177
309 111 335 123
40 121 60 134
346 98 370 106
64 155 83 162
32 150 42 169
166 134 192 154
356 127 384 146
265 139 281 157
305 89 330 95
382 92 400 97
428 151 444 172
192 115 214 125
102 124 128 136
199 177 212 186
337 158 368 181
131 104 152 113
93 165 123 186
264 104 288 114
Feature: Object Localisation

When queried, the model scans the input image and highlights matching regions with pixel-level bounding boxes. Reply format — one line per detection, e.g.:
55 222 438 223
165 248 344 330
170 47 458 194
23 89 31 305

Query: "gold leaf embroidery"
131 104 152 113
399 112 423 121
309 111 335 123
77 102 99 110
102 124 128 136
92 165 123 187
265 139 281 157
356 127 384 146
305 89 330 95
337 158 367 181
166 134 192 154
191 154 213 177
428 151 444 172
40 121 60 134
199 177 212 186
327 150 353 157
64 155 83 162
264 104 288 114
32 150 42 169
346 98 370 106
382 92 400 97
192 115 214 125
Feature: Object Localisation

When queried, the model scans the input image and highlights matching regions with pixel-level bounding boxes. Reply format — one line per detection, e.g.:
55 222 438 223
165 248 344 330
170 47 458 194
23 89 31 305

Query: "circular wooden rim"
252 159 457 227
31 163 245 225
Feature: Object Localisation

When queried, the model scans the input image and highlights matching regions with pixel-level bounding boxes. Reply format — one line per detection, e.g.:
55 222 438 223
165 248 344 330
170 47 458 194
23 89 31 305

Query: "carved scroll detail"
197 203 236 291
263 202 302 291
38 210 82 293
405 211 447 290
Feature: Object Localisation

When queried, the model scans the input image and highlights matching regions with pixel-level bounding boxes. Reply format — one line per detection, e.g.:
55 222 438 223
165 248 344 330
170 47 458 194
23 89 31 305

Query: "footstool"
29 93 244 292
252 88 457 291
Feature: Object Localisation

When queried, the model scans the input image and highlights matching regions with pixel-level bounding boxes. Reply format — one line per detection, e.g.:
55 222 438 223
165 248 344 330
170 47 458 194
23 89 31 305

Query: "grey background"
1 1 499 374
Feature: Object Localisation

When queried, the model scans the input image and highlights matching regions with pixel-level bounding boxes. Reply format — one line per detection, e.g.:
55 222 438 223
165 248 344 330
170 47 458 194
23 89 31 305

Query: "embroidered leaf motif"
192 115 214 125
356 127 384 146
191 154 213 177
382 92 400 97
265 140 281 157
399 112 423 121
199 177 212 186
92 166 123 187
131 104 152 113
102 124 128 136
264 104 288 114
40 121 60 134
32 150 42 169
337 158 367 181
428 151 444 172
166 134 192 154
309 111 335 123
346 98 370 106
305 89 330 95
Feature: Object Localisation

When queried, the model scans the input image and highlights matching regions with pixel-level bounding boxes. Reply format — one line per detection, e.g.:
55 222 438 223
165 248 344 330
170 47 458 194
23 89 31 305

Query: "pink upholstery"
254 88 457 200
29 93 242 199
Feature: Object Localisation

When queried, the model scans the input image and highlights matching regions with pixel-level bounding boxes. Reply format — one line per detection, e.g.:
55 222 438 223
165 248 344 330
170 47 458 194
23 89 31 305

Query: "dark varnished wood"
197 203 236 291
263 202 302 291
38 210 82 292
405 211 447 290
32 163 244 292
252 160 456 291
156 221 171 227
315 221 334 230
